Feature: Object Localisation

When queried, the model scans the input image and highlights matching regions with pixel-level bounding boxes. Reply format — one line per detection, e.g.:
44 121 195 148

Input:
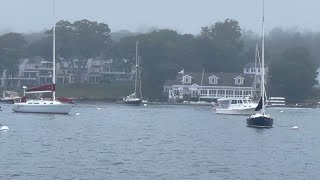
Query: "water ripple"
0 104 320 179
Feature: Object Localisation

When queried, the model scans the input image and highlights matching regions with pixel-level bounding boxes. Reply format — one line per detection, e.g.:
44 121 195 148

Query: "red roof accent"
57 97 74 104
26 84 55 92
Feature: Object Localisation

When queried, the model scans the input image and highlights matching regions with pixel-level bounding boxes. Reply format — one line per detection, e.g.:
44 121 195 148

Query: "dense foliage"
0 19 319 101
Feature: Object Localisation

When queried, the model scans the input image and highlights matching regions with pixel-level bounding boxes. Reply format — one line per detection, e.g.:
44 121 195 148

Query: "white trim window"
234 76 244 85
185 77 190 83
182 75 192 84
200 89 208 97
208 75 218 85
226 90 234 97
209 90 216 97
217 90 225 97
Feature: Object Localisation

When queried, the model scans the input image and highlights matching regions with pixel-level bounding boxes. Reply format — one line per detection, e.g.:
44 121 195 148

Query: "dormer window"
234 76 244 85
182 75 192 84
208 75 219 85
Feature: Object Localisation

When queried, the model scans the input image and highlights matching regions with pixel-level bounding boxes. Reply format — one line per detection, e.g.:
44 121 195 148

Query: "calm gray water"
0 102 320 180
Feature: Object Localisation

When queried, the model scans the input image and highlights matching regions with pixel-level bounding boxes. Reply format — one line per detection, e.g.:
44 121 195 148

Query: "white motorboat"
12 1 74 114
0 91 21 103
215 97 258 115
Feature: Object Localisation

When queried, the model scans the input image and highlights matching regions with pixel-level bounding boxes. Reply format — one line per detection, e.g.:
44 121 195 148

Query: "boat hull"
0 99 15 104
123 99 142 105
246 114 273 128
12 103 74 114
215 108 256 115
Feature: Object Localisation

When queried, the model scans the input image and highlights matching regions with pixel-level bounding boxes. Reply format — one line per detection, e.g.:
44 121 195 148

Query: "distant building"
0 57 133 88
164 63 264 102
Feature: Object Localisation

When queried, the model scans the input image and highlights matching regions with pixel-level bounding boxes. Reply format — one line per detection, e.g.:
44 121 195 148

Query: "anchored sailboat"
123 41 142 105
12 0 74 114
246 0 273 128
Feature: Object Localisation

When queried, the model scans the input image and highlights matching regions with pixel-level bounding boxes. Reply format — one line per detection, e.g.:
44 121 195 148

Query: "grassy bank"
55 82 134 101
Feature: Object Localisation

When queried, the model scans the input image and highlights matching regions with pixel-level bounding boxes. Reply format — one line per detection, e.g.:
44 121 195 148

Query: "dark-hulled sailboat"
246 0 273 128
123 41 142 105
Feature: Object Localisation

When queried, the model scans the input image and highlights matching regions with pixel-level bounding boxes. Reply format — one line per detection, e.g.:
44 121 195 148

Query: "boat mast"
199 68 204 101
134 41 138 98
261 0 265 114
52 0 56 101
138 56 143 99
254 44 258 99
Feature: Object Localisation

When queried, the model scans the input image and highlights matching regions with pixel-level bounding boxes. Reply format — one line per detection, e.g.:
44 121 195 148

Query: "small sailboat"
123 41 142 105
247 0 273 128
12 0 74 114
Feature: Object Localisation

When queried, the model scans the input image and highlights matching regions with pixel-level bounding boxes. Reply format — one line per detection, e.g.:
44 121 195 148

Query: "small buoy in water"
292 126 299 130
144 104 147 107
97 108 101 110
280 110 284 113
0 126 9 131
75 112 80 115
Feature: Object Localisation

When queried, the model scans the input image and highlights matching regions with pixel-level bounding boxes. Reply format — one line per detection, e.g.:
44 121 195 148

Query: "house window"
183 76 192 84
209 90 216 97
70 75 75 83
209 78 218 84
217 90 225 97
185 77 190 83
226 90 234 97
235 90 243 97
243 91 251 96
200 90 208 96
235 78 243 85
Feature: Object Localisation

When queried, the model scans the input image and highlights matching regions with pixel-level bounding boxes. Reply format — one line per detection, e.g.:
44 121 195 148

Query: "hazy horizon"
0 0 319 34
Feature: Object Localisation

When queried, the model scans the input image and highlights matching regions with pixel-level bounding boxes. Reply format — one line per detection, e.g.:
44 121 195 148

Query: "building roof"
27 56 45 64
164 72 255 87
244 62 267 68
243 62 256 68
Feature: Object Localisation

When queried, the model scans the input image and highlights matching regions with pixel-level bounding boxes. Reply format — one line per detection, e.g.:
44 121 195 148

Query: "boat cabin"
217 98 256 109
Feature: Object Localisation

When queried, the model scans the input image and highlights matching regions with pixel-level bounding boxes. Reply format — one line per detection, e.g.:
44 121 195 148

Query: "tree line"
0 19 319 102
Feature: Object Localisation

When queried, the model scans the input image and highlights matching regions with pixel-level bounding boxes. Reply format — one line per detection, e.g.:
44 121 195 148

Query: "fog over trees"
0 19 319 101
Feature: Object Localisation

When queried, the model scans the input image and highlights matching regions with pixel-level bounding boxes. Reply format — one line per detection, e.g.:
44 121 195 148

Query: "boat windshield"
218 100 230 109
243 100 249 104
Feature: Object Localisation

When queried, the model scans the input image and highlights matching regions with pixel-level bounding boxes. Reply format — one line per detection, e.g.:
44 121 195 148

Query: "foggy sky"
0 0 319 34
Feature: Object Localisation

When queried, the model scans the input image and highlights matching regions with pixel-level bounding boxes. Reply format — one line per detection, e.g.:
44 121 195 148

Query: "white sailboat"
123 41 142 105
247 0 273 128
12 0 74 114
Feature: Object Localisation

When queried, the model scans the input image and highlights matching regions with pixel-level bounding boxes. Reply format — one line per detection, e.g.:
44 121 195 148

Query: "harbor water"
1 102 320 179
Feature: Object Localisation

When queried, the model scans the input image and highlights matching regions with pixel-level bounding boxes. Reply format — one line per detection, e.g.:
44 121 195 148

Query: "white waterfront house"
164 63 262 102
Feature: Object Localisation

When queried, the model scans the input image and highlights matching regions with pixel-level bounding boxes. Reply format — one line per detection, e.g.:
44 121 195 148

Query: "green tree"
0 33 27 82
269 47 318 102
199 19 243 72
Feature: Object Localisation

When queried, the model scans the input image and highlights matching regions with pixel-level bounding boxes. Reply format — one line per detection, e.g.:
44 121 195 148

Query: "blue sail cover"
255 97 263 111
